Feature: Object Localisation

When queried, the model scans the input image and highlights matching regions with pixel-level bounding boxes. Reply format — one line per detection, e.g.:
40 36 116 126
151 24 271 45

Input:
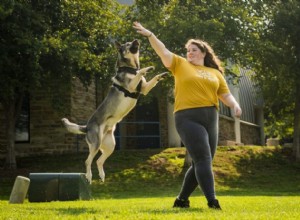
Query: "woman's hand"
219 93 242 118
233 103 242 118
133 21 152 37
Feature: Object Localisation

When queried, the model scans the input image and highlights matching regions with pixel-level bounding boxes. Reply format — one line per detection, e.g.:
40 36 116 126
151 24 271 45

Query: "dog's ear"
114 41 122 50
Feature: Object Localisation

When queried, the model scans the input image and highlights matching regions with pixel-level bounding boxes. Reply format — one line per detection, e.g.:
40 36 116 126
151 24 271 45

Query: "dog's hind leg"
85 143 98 184
97 129 116 182
85 125 102 184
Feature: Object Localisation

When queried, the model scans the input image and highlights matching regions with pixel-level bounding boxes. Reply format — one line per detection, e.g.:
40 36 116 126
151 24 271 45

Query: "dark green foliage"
0 0 125 168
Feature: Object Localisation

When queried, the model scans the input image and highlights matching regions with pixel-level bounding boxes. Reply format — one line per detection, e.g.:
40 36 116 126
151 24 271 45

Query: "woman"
133 22 242 210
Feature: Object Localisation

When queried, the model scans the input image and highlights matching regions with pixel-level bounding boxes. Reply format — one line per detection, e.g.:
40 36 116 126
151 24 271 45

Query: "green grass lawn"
1 146 300 219
1 196 300 220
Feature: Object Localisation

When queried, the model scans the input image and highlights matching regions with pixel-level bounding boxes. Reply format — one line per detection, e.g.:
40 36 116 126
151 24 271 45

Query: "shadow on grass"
24 206 98 216
23 205 203 217
143 207 204 215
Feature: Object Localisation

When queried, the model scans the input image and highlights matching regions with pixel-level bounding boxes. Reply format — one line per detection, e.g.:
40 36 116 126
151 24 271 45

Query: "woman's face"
186 43 206 65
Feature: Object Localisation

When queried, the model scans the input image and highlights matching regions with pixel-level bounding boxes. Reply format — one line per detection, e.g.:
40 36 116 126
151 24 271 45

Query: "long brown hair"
185 39 224 74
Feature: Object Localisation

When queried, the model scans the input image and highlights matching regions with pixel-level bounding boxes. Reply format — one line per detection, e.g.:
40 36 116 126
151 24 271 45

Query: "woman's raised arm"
133 22 173 68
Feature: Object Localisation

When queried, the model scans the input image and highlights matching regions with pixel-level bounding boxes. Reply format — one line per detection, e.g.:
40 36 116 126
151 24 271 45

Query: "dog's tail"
61 118 87 134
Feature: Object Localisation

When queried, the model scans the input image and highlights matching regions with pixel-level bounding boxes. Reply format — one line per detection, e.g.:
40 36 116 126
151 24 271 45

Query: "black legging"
175 106 218 202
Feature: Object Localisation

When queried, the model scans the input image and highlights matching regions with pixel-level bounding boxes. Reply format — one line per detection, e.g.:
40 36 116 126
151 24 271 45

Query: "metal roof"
220 68 264 125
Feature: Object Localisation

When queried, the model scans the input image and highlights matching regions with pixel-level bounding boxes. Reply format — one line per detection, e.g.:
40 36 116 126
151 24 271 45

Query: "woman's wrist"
147 32 153 38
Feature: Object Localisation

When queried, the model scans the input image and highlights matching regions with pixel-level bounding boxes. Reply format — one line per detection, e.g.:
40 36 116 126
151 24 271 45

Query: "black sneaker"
208 199 222 210
173 198 190 208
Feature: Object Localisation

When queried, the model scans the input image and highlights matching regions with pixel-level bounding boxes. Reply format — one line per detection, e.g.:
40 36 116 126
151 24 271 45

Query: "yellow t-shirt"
168 54 230 112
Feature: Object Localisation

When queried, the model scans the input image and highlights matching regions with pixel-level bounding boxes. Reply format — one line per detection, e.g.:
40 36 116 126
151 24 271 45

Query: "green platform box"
28 173 91 202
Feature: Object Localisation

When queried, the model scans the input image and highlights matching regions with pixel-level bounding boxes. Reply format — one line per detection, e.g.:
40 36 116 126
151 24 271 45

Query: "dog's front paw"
156 72 169 81
139 66 155 75
146 66 155 72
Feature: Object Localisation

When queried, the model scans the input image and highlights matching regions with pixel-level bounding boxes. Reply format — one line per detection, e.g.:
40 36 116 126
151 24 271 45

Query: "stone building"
0 67 264 159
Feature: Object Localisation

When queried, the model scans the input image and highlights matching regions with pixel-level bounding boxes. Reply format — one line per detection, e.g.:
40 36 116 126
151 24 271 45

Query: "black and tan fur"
62 39 167 184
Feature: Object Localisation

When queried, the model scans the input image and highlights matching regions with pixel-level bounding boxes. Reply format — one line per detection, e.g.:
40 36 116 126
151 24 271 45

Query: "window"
115 97 160 149
15 94 30 142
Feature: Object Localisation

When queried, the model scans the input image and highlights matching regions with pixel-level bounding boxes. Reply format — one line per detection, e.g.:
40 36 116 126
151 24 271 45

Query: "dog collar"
118 67 139 75
113 83 141 99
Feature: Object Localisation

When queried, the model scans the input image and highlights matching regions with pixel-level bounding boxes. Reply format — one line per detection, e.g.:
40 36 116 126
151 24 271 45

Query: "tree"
262 0 300 160
251 0 300 160
0 0 48 168
0 0 124 168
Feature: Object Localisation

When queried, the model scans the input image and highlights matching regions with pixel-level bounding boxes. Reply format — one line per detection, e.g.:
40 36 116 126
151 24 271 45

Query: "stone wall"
0 88 69 158
218 115 235 144
65 78 96 152
241 122 261 145
0 78 95 159
218 115 262 146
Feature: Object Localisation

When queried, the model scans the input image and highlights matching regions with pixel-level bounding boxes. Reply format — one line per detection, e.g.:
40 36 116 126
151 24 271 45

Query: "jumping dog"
62 39 167 184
